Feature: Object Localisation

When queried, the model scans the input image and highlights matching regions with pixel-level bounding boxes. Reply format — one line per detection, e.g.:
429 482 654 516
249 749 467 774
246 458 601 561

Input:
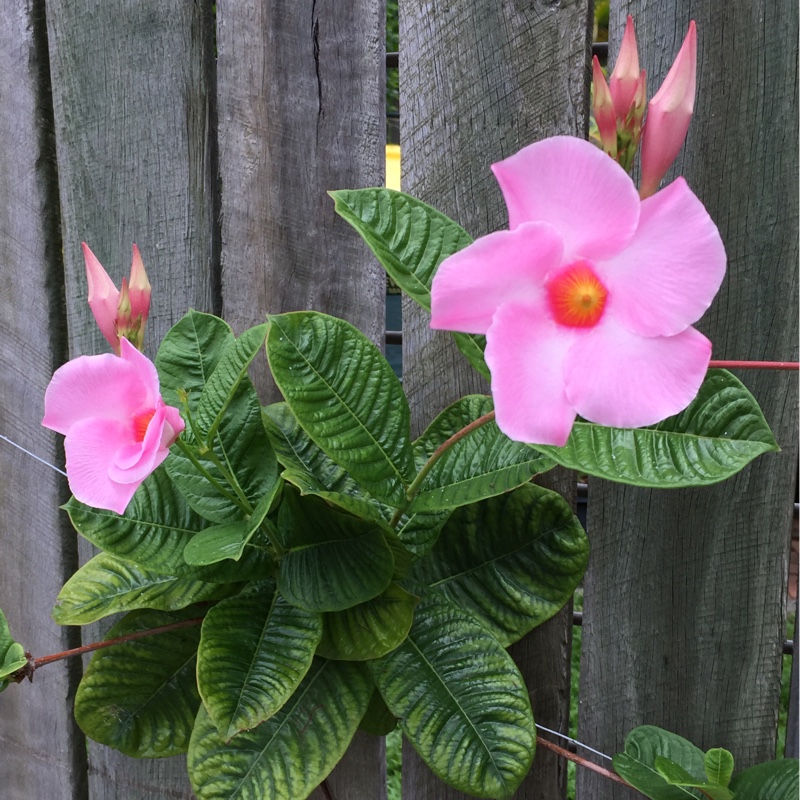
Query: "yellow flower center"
546 261 608 328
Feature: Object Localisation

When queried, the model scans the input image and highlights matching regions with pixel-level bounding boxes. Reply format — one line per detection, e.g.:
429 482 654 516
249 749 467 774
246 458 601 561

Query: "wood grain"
577 3 799 797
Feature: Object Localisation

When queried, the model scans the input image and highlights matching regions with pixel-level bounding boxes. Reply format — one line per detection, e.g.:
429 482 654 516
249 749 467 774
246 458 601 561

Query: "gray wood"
44 1 217 796
0 4 87 799
399 1 591 796
216 0 386 403
216 2 387 797
577 3 799 797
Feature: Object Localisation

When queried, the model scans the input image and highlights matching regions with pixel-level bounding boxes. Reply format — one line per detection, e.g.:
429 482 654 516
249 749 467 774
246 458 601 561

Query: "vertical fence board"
216 2 387 798
399 2 591 797
578 3 799 797
44 1 216 796
0 4 87 798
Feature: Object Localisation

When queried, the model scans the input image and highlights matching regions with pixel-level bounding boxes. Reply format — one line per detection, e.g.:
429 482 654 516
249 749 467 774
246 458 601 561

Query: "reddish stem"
709 360 798 370
536 737 634 790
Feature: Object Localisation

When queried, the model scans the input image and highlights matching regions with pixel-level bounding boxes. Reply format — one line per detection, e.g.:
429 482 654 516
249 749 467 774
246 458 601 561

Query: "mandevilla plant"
0 19 793 800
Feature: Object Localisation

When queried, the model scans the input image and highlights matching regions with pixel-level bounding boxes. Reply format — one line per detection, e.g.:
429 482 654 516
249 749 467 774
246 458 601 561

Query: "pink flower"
639 21 697 199
42 338 184 513
430 137 726 446
83 243 152 353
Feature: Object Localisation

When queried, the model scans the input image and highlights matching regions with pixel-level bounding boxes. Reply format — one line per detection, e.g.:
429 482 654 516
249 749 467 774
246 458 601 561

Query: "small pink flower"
42 338 184 513
639 21 697 199
430 137 726 446
83 243 152 353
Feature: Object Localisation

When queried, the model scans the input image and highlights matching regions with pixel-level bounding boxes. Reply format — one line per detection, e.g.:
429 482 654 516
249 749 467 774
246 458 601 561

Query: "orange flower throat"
546 261 608 328
132 409 156 442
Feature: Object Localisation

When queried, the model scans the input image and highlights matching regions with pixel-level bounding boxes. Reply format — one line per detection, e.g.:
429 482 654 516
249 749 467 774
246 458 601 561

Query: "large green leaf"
197 581 322 740
155 310 234 412
266 311 416 505
532 371 778 487
410 483 588 646
330 187 488 378
188 659 371 800
316 582 418 661
74 608 202 758
276 491 394 612
167 380 279 524
373 593 536 799
730 758 799 800
0 609 26 691
52 552 234 625
410 395 555 512
613 726 709 800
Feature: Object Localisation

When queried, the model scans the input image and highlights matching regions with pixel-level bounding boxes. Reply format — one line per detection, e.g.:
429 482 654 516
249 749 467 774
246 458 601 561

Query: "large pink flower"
42 338 184 513
430 137 725 446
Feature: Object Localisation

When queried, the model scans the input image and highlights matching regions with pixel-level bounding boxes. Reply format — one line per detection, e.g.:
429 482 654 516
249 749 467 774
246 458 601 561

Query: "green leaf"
730 758 800 800
373 593 536 799
652 757 733 800
409 483 588 646
276 491 394 612
613 725 709 800
167 380 279 524
0 609 27 691
410 395 555 512
533 371 778 488
74 608 202 758
155 310 234 412
394 508 451 557
359 689 397 736
52 552 234 625
330 187 488 379
197 581 322 741
316 582 418 661
266 311 416 505
705 748 734 787
195 323 269 444
188 659 371 800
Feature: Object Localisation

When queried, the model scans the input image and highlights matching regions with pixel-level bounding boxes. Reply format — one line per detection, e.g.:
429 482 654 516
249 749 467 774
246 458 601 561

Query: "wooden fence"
0 1 796 798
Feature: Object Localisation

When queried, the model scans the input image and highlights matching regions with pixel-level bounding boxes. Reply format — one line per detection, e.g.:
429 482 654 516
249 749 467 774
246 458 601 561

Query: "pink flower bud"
591 56 618 159
639 21 697 199
83 242 120 352
609 16 640 120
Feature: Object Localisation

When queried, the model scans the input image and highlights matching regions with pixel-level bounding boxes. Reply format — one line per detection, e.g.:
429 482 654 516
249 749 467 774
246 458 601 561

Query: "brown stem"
536 737 634 790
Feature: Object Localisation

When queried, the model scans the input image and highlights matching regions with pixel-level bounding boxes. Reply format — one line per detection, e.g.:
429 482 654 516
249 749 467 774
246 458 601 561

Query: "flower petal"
109 405 169 482
564 318 711 429
430 223 562 334
600 178 726 337
64 418 141 514
491 137 640 261
485 302 579 446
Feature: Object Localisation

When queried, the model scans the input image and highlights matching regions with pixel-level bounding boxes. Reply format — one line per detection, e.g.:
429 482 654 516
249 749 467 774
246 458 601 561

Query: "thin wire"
0 434 67 477
535 723 613 762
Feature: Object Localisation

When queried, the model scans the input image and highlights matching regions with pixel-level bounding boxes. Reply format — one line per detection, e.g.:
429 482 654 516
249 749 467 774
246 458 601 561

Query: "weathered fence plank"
216 3 388 798
399 1 591 797
577 3 799 797
44 1 217 796
0 4 87 799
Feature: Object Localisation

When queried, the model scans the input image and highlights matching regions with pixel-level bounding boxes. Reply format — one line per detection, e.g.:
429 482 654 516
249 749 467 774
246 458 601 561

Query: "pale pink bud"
592 56 618 159
83 242 121 352
639 21 697 199
609 16 640 120
127 245 151 327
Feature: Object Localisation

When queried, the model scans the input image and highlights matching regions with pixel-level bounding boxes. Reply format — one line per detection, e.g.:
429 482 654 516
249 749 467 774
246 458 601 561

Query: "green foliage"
0 609 26 692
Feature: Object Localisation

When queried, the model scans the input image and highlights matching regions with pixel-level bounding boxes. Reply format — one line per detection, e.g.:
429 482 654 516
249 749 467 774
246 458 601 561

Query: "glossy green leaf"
188 659 371 800
533 371 778 488
52 552 233 625
276 491 394 612
394 508 451 557
653 757 733 800
613 725 708 800
359 689 398 736
331 187 488 378
730 758 799 800
316 582 418 661
195 324 269 444
266 311 415 505
373 593 536 799
410 395 555 512
0 609 26 690
156 310 234 412
197 582 322 740
410 483 588 646
74 608 201 758
705 748 734 787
